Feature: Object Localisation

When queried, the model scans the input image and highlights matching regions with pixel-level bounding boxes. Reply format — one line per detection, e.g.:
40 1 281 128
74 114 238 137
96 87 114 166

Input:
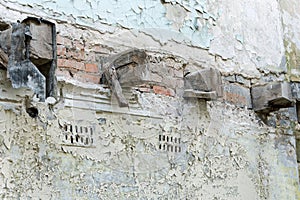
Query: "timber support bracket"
0 17 57 101
102 48 147 107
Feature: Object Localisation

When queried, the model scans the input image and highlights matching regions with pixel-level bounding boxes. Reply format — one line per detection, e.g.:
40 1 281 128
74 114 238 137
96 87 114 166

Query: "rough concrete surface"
0 0 299 199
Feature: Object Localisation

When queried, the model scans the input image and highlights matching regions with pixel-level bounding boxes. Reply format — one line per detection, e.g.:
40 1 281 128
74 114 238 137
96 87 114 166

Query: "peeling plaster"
0 0 300 199
0 0 290 77
0 75 299 198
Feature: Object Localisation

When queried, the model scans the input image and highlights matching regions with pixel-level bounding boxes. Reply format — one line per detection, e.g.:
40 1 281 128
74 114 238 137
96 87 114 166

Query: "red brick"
57 58 84 70
57 45 66 57
223 84 251 108
57 35 72 47
224 92 246 105
67 50 85 61
91 45 101 52
56 35 64 45
153 86 175 97
85 63 98 73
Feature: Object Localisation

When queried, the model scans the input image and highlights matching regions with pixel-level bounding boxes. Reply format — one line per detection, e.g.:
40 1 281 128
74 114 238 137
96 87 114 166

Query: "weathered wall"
0 0 300 199
279 0 300 81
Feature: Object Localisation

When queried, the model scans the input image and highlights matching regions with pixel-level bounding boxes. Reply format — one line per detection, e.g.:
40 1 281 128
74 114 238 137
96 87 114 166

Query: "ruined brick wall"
0 0 300 199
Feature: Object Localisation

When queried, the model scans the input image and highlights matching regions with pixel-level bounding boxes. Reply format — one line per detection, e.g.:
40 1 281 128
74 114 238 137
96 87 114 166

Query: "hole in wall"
296 101 300 123
97 118 106 125
26 107 39 118
0 21 10 31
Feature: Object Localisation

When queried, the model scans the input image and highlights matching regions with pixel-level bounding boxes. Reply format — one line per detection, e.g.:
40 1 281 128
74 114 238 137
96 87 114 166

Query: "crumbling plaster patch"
0 0 292 77
0 74 299 198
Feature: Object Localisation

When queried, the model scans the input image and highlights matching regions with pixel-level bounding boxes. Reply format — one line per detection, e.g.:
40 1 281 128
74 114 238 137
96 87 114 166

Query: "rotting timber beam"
0 48 8 68
251 82 294 113
102 48 147 107
183 68 223 100
7 21 46 101
0 23 11 69
0 17 57 101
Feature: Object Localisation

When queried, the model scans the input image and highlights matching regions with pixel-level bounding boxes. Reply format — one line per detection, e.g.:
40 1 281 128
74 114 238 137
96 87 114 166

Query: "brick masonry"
223 83 252 108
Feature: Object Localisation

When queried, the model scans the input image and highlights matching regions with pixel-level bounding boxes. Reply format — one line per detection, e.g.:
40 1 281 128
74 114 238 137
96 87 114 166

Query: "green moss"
284 40 300 82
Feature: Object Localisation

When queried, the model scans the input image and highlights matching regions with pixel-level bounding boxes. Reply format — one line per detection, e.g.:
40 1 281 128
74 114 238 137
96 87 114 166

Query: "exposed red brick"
56 35 63 44
57 35 72 47
90 45 100 52
224 92 246 105
57 45 66 57
57 58 85 70
67 50 85 61
153 86 175 97
85 63 98 73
